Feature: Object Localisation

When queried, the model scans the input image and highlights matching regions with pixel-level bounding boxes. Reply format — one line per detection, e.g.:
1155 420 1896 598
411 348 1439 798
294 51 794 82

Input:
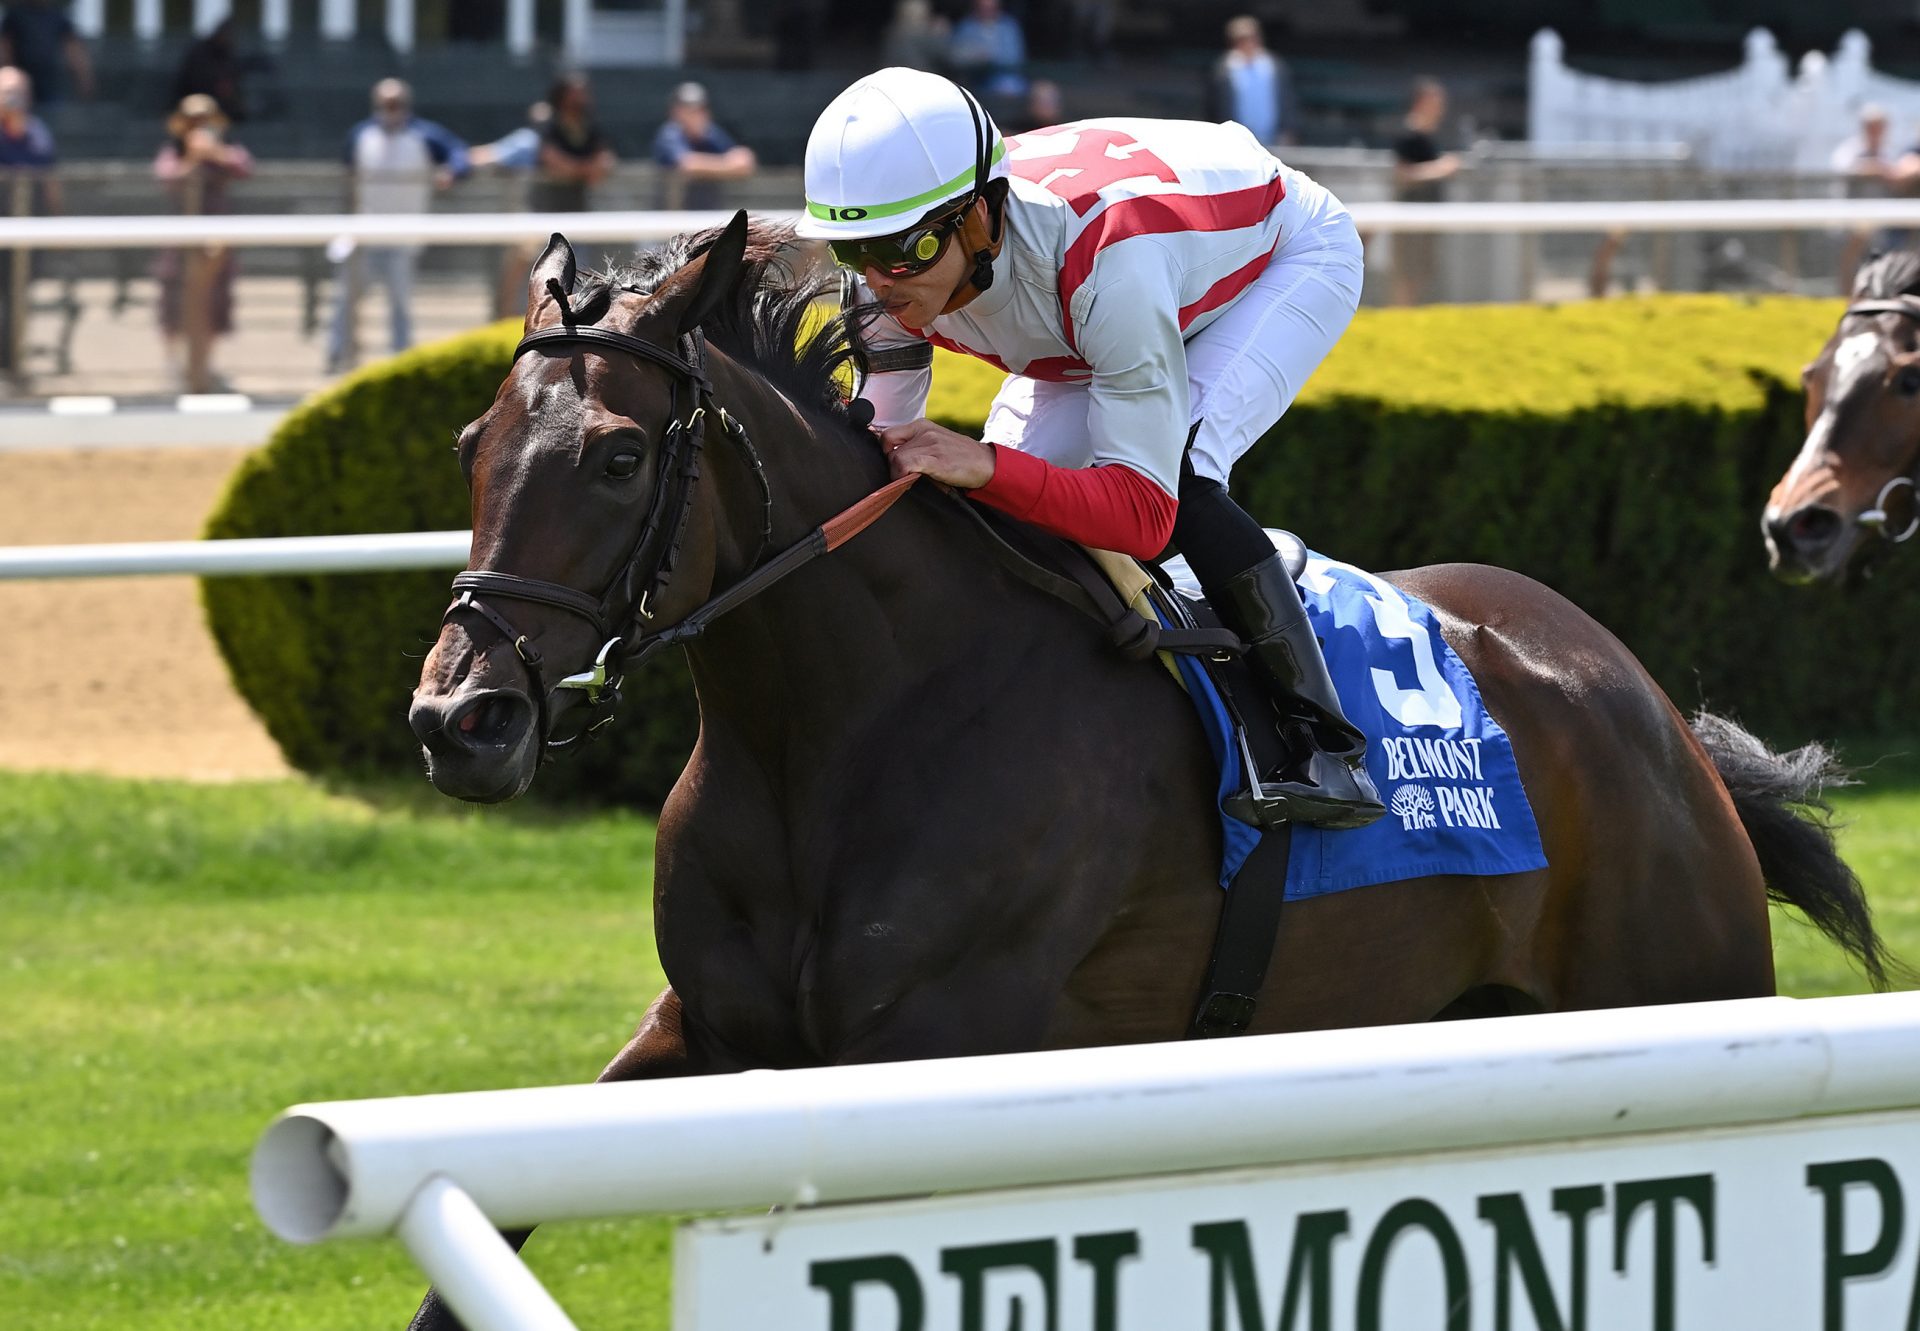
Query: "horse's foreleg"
403 987 697 1331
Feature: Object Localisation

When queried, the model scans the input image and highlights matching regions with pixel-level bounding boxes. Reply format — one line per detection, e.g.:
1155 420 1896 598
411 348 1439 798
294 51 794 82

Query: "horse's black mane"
1853 249 1920 301
576 220 869 430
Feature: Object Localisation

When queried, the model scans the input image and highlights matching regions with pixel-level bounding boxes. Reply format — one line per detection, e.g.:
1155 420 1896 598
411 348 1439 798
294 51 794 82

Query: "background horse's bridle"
444 314 774 752
1842 296 1920 543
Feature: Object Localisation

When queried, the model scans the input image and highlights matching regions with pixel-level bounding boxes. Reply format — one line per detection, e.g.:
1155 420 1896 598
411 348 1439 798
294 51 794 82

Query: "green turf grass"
4 754 1916 1330
0 772 675 1331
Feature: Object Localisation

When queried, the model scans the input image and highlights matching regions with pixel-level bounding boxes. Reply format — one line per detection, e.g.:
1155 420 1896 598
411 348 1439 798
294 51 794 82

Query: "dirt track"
0 447 291 780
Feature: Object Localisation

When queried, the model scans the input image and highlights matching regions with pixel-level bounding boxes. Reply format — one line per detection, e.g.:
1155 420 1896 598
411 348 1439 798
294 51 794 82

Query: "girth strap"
1188 826 1295 1038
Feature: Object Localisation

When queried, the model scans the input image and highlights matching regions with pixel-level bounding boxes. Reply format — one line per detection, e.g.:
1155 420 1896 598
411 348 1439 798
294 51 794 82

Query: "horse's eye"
606 451 642 479
1899 367 1920 397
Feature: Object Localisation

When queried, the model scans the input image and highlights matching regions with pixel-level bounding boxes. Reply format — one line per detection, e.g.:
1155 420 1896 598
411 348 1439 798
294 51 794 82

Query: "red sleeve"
970 446 1177 561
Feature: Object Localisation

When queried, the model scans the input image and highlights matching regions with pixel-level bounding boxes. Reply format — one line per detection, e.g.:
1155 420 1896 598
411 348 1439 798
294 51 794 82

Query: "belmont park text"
799 1159 1913 1331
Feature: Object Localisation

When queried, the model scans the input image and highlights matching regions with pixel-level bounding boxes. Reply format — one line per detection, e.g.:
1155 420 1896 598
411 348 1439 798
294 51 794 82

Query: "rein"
443 320 948 755
447 318 1241 756
1842 297 1920 543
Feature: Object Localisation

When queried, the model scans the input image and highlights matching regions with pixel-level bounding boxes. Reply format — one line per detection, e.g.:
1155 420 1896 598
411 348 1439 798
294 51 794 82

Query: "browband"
1846 297 1920 321
515 324 713 396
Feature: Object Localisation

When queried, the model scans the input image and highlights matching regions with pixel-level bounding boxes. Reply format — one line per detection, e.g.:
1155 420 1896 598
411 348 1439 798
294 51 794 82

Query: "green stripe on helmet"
807 138 1006 225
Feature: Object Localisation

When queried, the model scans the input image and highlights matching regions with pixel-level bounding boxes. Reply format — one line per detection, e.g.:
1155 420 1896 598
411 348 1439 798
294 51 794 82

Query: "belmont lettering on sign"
673 1113 1920 1330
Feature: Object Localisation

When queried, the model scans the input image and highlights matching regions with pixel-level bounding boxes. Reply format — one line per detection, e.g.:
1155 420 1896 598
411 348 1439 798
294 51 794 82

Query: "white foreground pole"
253 993 1920 1245
0 530 470 580
395 1177 578 1331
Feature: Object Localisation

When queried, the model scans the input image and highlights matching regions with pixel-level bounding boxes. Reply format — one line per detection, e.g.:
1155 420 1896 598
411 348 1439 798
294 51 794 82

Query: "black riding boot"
1215 551 1384 830
1164 460 1384 831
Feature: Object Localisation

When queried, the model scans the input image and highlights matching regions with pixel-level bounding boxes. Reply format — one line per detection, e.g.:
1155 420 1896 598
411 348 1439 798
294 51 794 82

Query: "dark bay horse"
405 215 1885 1325
1768 251 1920 583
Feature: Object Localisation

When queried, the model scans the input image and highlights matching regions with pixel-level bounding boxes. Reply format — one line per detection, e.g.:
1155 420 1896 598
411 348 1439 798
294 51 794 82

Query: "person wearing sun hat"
153 92 254 393
801 67 1381 829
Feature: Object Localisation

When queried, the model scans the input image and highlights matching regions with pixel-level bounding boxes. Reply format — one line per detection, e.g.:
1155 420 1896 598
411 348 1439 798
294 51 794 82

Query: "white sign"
676 1111 1920 1330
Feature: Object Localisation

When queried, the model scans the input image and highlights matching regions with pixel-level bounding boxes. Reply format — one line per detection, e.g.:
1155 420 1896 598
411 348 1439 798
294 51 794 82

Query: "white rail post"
507 0 537 58
133 0 164 42
666 0 687 64
192 0 232 38
262 0 292 44
395 1177 578 1331
386 0 416 55
563 0 591 65
320 0 356 42
71 0 105 39
1528 28 1563 147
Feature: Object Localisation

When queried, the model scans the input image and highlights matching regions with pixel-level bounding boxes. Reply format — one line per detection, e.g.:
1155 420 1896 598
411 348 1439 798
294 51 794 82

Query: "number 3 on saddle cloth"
1147 533 1548 899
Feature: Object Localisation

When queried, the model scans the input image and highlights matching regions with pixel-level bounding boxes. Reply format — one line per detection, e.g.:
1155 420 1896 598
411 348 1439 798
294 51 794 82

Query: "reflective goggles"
827 203 969 277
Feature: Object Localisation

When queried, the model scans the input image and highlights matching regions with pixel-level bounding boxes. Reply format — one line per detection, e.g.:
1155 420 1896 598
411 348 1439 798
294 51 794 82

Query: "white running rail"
9 199 1920 252
251 993 1920 1331
0 530 469 579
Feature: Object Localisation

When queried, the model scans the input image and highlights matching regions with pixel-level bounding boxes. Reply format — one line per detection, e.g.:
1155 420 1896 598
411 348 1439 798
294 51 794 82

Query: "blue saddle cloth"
1157 548 1548 900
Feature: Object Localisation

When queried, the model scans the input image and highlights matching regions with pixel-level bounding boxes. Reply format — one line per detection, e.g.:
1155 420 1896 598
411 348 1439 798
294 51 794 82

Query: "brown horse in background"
403 215 1888 1328
1768 251 1920 583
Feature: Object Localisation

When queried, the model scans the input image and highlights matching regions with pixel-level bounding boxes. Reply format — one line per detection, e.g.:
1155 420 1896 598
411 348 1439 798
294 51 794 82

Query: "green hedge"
205 294 1891 809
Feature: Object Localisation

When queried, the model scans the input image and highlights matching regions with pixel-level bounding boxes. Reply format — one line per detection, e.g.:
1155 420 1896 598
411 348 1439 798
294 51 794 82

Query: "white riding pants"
982 170 1364 487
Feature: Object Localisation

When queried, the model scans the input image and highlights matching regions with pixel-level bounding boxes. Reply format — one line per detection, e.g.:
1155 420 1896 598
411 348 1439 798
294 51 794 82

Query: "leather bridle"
444 316 773 753
1840 297 1920 543
443 299 1245 759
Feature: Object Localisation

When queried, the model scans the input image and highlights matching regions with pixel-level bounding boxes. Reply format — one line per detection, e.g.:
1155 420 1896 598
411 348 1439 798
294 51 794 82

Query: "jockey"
797 68 1382 831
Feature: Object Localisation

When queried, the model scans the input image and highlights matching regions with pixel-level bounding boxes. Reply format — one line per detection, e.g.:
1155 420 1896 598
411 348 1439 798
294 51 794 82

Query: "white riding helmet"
797 67 1008 242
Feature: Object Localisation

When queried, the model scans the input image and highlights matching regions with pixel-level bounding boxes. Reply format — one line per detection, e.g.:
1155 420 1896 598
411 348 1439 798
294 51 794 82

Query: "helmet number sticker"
1006 127 1180 218
826 206 869 221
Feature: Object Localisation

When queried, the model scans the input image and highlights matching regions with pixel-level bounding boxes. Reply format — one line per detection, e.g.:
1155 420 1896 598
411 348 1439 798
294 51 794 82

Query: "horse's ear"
524 233 578 335
676 210 750 335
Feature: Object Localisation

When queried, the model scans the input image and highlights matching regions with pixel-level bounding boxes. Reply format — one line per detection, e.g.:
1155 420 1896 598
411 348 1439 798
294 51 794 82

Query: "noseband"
443 319 773 752
1841 297 1920 543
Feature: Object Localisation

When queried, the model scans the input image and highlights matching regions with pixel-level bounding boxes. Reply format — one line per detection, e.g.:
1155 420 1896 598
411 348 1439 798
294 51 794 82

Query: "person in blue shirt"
327 78 470 372
1205 16 1296 148
650 82 755 211
949 0 1027 99
0 0 90 107
0 64 57 379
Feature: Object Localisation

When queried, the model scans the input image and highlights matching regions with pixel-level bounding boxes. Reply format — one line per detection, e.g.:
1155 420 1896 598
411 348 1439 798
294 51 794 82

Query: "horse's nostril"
1787 507 1843 548
453 694 524 746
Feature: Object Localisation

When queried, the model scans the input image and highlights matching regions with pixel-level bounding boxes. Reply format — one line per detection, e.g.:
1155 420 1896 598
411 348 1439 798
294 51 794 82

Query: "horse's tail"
1690 711 1895 991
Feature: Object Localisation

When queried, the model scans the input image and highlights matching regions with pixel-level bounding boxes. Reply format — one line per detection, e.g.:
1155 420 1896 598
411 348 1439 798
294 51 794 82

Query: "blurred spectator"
170 18 247 122
0 64 54 197
1835 104 1903 291
531 72 615 215
651 81 755 211
471 99 550 173
882 0 949 72
1833 103 1896 178
949 0 1026 100
1020 78 1063 132
154 94 253 393
1068 0 1114 65
0 0 91 107
0 63 56 384
326 78 470 374
1389 77 1460 307
1206 16 1295 148
472 100 551 320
